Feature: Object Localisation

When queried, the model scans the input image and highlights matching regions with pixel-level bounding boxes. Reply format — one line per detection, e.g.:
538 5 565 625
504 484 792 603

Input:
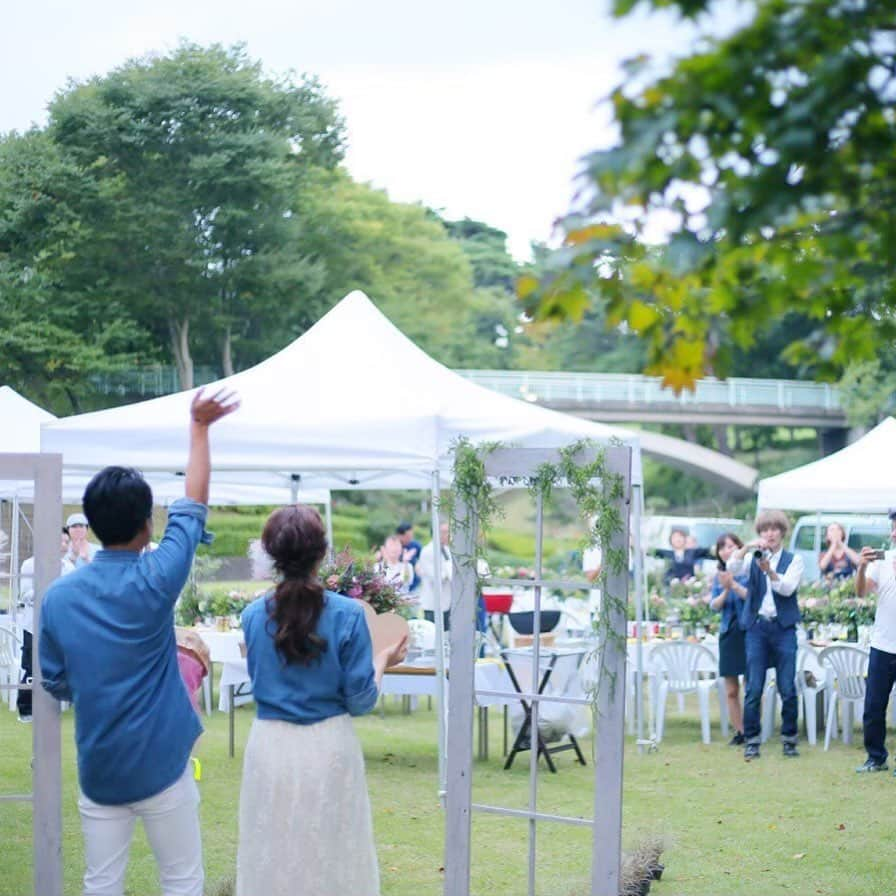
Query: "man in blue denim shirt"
40 388 238 896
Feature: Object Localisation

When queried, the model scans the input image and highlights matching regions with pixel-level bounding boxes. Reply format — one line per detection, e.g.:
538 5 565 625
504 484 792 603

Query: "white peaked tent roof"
0 386 56 453
0 385 326 505
42 291 642 487
758 417 896 512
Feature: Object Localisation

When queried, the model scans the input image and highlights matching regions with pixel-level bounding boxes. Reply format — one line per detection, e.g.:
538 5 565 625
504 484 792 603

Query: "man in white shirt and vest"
728 510 804 760
854 507 896 773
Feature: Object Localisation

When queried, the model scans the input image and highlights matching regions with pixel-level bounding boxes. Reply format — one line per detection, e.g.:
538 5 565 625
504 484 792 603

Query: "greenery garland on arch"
447 436 628 698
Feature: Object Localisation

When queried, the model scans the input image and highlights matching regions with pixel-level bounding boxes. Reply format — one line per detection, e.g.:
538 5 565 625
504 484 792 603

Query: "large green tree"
0 130 140 411
47 42 343 387
525 0 896 390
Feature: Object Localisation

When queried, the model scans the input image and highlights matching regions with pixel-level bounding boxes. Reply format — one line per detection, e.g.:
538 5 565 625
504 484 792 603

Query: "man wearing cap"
63 512 99 572
854 508 896 773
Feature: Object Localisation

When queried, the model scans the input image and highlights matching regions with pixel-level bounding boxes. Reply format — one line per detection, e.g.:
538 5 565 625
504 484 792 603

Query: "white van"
643 515 747 578
789 514 890 582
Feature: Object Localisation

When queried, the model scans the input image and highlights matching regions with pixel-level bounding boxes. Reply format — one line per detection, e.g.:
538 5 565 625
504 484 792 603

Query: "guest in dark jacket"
653 526 711 584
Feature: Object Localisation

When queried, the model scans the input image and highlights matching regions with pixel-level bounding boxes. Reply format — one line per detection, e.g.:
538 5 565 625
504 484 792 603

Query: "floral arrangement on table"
493 565 535 581
641 573 716 632
318 546 412 616
798 577 874 629
176 586 263 627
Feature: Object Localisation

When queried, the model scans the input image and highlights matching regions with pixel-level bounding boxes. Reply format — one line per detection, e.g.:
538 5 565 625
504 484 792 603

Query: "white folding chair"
502 647 588 771
819 645 869 750
649 642 720 744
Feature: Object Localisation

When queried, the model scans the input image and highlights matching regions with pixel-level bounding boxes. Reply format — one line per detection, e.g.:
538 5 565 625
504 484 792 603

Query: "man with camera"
854 508 896 773
728 510 804 760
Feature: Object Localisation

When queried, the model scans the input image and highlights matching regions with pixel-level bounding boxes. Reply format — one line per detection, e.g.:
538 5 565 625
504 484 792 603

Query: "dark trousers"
16 630 32 717
863 647 896 765
743 617 798 745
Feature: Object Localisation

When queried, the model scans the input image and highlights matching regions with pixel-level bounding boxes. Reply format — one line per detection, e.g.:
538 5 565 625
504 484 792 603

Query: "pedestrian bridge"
456 370 844 428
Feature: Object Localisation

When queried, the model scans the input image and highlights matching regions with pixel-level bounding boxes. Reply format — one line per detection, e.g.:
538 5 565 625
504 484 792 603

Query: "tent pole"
632 484 645 752
430 471 447 805
324 495 334 561
11 494 20 626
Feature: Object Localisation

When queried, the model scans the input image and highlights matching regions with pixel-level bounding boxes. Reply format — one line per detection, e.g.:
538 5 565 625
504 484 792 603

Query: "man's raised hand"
191 388 240 427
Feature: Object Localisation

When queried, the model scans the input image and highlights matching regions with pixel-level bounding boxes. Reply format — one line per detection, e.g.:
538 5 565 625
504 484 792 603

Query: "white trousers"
78 765 203 896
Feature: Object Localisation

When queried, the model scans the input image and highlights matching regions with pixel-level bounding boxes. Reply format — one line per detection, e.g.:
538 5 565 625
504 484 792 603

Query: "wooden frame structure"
444 444 632 896
0 453 63 896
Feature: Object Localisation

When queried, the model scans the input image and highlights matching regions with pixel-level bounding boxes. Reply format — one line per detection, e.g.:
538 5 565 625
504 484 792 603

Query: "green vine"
442 437 504 578
448 436 628 706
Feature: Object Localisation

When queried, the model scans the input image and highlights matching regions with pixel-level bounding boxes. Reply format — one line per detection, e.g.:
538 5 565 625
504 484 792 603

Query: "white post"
443 486 477 896
632 483 645 750
32 455 64 896
591 446 631 896
430 471 448 802
528 490 545 895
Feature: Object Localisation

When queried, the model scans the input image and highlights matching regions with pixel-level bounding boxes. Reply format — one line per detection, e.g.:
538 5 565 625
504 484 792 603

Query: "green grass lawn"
1 693 893 896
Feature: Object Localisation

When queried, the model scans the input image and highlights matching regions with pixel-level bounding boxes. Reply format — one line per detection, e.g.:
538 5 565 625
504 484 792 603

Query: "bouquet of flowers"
318 547 412 615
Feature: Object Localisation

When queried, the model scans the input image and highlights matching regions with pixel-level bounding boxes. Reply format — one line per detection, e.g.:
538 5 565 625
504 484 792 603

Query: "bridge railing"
90 366 220 397
89 365 841 412
455 370 841 411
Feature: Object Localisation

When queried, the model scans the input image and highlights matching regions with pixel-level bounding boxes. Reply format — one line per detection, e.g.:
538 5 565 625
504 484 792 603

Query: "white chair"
819 645 869 750
797 647 828 746
759 648 823 744
649 642 720 744
408 618 437 654
0 624 22 711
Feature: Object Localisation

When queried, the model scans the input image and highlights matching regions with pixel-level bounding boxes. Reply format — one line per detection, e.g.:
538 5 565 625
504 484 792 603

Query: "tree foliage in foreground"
523 0 896 389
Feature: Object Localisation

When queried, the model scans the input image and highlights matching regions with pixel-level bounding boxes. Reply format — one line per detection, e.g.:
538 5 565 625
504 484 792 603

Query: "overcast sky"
1 0 743 257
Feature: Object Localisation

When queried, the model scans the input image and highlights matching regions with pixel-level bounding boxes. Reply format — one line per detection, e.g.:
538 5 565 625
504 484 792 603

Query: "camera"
870 549 887 561
753 549 772 561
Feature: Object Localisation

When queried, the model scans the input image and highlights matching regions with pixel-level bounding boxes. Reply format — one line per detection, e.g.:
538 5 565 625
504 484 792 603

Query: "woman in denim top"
710 532 750 746
237 505 407 896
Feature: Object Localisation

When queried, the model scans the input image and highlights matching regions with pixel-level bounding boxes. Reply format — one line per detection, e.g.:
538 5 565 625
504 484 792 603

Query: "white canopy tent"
0 385 327 507
0 385 330 620
41 290 650 786
42 291 643 487
757 417 896 513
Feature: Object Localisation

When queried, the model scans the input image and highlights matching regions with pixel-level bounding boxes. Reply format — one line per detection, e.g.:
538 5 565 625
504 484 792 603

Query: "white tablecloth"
193 629 249 712
380 658 516 705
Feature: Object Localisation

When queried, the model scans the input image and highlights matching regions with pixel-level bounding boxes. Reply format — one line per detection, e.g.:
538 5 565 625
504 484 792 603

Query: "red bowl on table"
483 592 513 614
